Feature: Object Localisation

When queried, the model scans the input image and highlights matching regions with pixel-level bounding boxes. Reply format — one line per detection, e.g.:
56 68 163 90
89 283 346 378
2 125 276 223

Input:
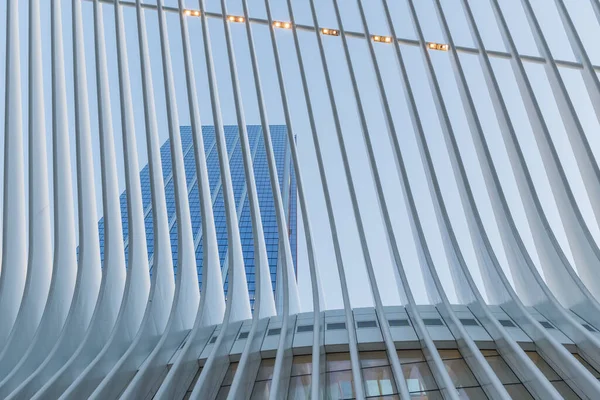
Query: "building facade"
98 125 297 308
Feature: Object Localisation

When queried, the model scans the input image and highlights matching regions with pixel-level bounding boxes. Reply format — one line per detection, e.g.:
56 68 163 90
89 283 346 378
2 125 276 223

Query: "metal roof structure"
2 0 600 398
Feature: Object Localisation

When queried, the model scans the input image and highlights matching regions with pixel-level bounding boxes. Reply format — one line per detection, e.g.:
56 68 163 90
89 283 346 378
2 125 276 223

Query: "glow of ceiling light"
183 9 200 17
227 15 245 23
321 28 340 36
273 20 292 29
372 35 393 44
427 42 449 51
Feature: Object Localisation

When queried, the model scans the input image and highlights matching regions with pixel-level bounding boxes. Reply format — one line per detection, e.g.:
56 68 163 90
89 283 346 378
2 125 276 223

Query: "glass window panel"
402 362 438 393
479 350 498 357
551 381 581 400
186 367 203 394
408 390 443 399
573 354 600 378
362 366 397 397
221 362 239 386
438 350 462 360
361 351 391 368
525 352 560 381
457 386 488 399
327 353 352 372
215 386 230 400
291 355 313 377
327 370 355 400
250 380 271 399
442 359 479 388
484 356 519 384
288 375 312 400
255 358 276 381
504 384 534 400
397 350 426 364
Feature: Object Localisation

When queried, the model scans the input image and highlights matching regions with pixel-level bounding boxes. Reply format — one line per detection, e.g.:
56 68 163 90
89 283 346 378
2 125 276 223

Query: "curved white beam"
193 0 252 324
27 0 152 397
11 1 128 398
0 0 79 395
218 0 277 321
177 0 225 329
476 0 600 324
151 1 230 396
185 0 256 395
87 0 177 396
286 1 367 397
351 0 509 397
115 0 201 397
2 1 600 398
0 0 28 350
0 0 53 367
402 0 562 397
2 0 104 395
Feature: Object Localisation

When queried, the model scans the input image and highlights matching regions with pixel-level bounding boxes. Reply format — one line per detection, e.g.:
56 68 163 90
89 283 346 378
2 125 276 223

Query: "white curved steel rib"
466 0 600 356
247 0 327 397
151 0 230 396
185 0 256 396
552 0 600 131
208 0 294 398
288 1 367 397
2 0 104 395
408 0 563 397
199 0 251 326
87 0 177 396
198 135 272 396
410 1 600 398
490 0 600 323
0 0 28 352
516 0 600 240
137 139 194 267
269 1 327 397
178 0 225 332
219 0 277 321
13 1 127 398
481 0 600 375
426 0 600 396
0 0 53 369
217 135 255 284
116 0 201 397
222 2 284 394
0 0 79 396
330 1 455 399
14 1 127 398
29 0 152 397
545 0 600 299
592 0 600 55
246 16 305 324
4 0 600 397
351 0 509 398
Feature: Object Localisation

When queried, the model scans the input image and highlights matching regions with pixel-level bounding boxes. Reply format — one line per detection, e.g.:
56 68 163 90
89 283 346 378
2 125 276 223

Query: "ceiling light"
427 42 449 51
321 28 340 36
227 15 245 23
372 35 393 44
183 9 200 17
273 20 292 29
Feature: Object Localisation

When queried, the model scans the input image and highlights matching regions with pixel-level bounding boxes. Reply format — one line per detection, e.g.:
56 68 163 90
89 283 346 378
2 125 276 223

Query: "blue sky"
1 0 600 311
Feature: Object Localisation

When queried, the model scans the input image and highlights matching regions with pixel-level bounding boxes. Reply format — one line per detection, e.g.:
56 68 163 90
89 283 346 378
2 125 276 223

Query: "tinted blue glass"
96 126 297 311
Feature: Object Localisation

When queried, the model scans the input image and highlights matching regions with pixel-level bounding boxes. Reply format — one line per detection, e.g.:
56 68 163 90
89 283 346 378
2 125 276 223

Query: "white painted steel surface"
2 0 600 399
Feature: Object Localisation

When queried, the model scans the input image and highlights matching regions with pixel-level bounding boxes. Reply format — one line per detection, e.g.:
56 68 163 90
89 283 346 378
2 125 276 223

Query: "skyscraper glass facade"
97 125 297 307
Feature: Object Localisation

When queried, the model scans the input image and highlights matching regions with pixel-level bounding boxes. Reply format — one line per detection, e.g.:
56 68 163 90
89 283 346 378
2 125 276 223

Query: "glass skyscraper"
97 125 297 307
